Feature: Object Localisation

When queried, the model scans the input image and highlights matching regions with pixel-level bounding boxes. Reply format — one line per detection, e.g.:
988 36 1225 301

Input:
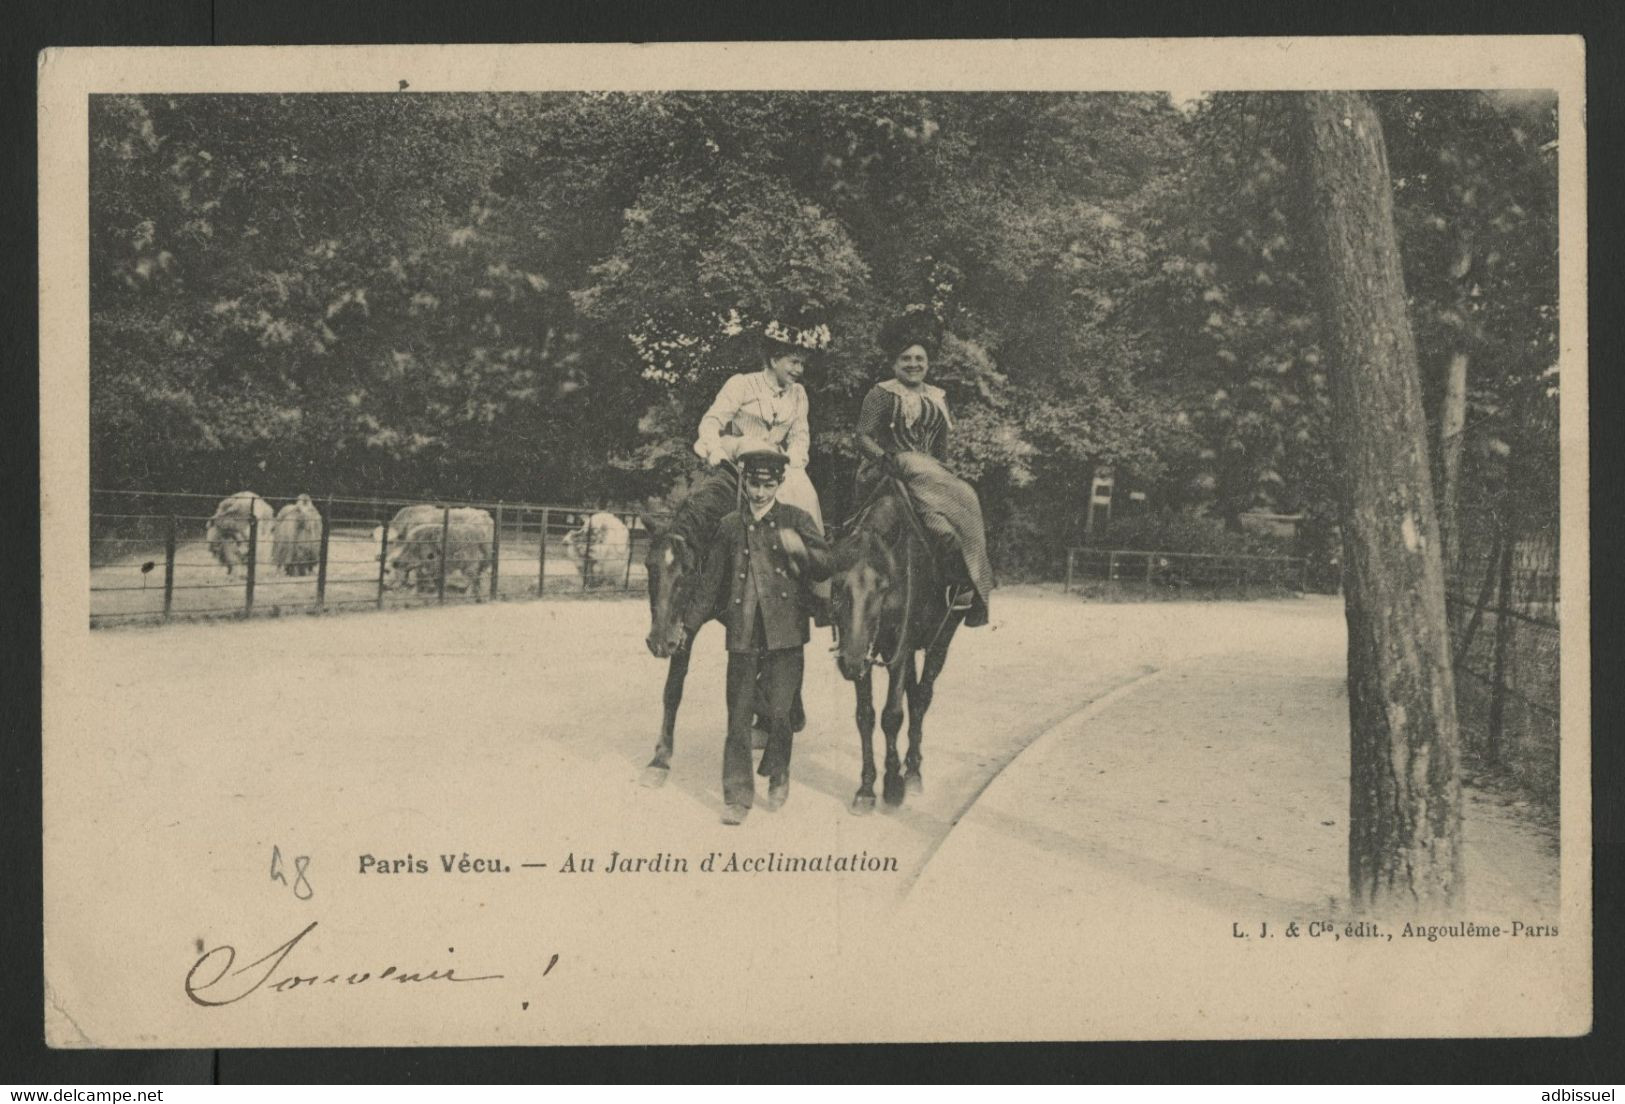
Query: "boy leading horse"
679 448 832 825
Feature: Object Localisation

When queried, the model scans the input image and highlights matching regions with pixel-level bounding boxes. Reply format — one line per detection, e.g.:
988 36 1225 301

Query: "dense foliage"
89 91 1557 556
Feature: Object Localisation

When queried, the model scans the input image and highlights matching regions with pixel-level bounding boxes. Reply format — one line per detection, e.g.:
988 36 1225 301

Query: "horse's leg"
642 646 691 787
851 668 877 814
905 619 960 794
880 657 910 807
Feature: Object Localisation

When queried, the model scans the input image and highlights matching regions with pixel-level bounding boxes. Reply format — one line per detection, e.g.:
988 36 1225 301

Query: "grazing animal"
829 477 965 814
388 516 493 595
271 494 324 577
562 511 631 589
205 491 275 576
374 505 493 589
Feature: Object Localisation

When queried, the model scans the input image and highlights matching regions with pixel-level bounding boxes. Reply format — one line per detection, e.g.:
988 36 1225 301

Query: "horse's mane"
648 467 738 565
831 484 913 575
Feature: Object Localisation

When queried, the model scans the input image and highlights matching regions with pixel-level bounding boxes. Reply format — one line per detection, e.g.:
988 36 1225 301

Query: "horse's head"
645 525 696 658
830 529 899 681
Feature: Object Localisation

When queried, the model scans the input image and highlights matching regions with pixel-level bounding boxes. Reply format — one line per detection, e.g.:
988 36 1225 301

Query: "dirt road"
53 586 1565 1045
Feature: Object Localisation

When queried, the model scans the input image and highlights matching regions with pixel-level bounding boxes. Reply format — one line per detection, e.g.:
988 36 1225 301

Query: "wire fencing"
90 489 660 627
1443 389 1561 809
1064 547 1307 598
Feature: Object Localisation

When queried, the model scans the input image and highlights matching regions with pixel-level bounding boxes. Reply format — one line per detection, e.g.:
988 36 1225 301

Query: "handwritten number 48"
271 846 313 900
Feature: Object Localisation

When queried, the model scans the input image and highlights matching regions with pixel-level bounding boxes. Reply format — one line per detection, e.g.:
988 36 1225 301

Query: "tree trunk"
1292 92 1463 911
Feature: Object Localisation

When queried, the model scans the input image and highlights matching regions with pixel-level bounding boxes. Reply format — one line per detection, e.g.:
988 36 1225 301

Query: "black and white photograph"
39 39 1588 1046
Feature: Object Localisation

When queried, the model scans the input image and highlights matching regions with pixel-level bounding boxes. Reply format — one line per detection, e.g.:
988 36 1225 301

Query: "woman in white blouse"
692 322 826 532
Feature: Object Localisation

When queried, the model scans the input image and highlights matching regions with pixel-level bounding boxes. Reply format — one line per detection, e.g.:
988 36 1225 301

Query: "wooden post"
491 502 503 601
1486 533 1517 766
622 515 636 590
580 516 591 591
538 508 549 595
1107 550 1117 582
244 514 258 615
1145 551 1155 590
162 515 177 619
315 496 332 608
1065 548 1075 594
437 506 450 605
376 520 390 609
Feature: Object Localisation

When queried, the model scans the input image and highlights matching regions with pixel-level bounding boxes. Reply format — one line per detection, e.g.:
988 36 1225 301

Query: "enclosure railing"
90 489 665 627
1063 547 1307 595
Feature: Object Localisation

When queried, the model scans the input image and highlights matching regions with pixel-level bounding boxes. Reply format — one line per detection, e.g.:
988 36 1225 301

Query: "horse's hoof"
850 793 875 815
882 775 906 807
640 765 670 788
905 771 923 796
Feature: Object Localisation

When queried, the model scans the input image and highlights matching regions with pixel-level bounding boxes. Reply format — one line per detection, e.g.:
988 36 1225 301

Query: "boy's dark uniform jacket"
684 502 831 651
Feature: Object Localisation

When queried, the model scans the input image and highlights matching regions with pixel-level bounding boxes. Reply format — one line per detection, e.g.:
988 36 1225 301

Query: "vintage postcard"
40 38 1589 1046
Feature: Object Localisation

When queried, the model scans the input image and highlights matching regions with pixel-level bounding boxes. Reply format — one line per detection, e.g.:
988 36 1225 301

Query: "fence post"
622 514 636 591
538 508 549 595
580 517 592 591
1145 551 1155 590
1486 534 1517 766
1065 548 1074 594
376 520 390 609
1107 550 1117 583
315 496 332 609
437 507 450 605
491 502 503 601
244 514 258 616
163 515 177 619
1298 557 1307 594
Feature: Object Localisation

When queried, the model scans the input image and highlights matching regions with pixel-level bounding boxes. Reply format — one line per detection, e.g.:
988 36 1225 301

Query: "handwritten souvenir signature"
184 921 509 1007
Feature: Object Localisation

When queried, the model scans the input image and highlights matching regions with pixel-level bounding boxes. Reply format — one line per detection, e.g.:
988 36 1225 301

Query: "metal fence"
90 489 659 627
1063 548 1307 595
1443 390 1561 806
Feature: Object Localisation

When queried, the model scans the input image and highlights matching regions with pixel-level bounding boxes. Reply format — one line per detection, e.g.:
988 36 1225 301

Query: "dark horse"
640 463 803 787
829 477 965 813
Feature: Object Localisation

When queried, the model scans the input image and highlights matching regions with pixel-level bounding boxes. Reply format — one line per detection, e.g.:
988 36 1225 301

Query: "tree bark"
1292 92 1463 911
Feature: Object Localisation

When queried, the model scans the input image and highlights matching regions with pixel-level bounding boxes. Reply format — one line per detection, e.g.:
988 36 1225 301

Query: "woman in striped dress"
853 316 993 627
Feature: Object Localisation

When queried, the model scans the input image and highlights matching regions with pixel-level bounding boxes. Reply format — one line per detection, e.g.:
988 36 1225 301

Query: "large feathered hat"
877 307 943 362
761 316 833 359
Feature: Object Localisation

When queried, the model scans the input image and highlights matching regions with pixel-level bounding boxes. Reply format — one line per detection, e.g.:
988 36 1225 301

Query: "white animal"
562 511 631 588
271 494 324 576
389 517 493 595
374 505 495 589
205 491 275 576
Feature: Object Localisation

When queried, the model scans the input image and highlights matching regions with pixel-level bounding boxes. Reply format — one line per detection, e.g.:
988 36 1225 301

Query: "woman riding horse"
694 320 828 531
852 312 993 627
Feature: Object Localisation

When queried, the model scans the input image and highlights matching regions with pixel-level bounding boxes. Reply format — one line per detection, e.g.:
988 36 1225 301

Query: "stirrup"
946 585 975 612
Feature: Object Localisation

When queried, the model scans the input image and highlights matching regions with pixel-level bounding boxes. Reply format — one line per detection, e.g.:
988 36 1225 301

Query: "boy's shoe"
721 804 750 826
764 776 790 811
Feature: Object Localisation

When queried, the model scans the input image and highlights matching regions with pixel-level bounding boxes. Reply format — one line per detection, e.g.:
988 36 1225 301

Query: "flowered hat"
760 315 833 359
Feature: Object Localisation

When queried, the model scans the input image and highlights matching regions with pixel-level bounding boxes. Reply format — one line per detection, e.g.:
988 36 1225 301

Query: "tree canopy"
89 90 1558 558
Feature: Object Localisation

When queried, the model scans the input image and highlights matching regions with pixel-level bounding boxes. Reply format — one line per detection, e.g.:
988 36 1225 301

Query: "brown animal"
272 494 324 576
205 491 275 576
